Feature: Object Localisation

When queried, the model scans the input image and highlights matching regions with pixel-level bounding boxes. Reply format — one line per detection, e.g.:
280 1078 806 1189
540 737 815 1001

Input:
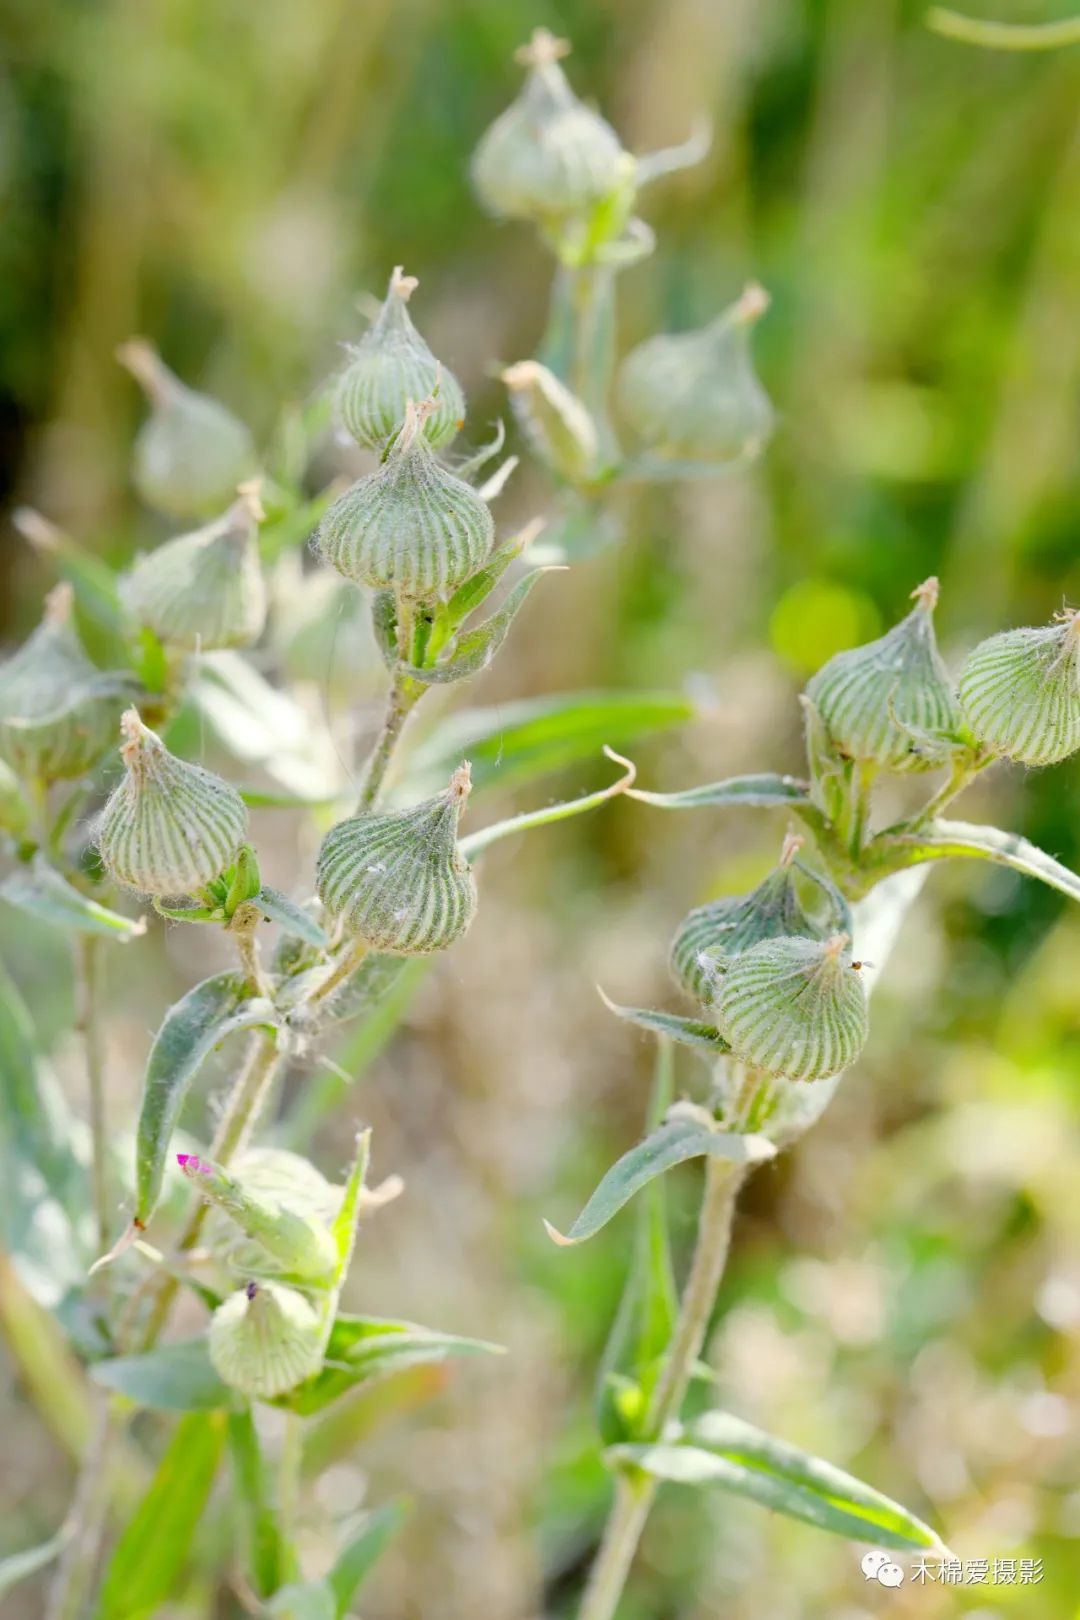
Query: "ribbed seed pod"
472 29 627 223
805 578 960 772
203 1148 340 1280
616 284 774 463
0 585 129 783
118 340 258 519
317 399 493 599
98 710 248 896
502 360 599 482
337 267 465 450
123 487 267 651
957 611 1080 766
716 933 869 1084
209 1281 326 1399
316 764 477 955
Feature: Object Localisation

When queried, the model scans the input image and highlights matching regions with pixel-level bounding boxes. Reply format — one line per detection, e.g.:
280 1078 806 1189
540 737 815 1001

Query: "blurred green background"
2 1 1080 1616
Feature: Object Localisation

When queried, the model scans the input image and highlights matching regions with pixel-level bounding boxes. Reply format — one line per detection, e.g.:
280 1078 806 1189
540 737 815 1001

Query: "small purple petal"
176 1153 190 1168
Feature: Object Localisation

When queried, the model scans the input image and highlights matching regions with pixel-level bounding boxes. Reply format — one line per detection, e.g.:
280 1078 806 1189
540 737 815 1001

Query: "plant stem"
578 1156 743 1620
45 1400 116 1620
76 936 110 1252
355 671 419 810
307 937 369 1009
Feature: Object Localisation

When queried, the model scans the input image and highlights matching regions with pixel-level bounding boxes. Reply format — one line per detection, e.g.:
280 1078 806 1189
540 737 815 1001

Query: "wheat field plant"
1 7 1079 1619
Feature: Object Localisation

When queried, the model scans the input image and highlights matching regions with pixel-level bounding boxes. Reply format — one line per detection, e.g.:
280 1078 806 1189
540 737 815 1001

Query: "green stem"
911 750 995 826
76 936 110 1253
355 669 420 811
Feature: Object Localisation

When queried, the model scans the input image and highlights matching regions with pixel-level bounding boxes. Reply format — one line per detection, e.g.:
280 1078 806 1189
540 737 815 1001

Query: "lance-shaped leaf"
612 1410 943 1552
629 771 821 823
868 818 1080 905
545 1117 775 1248
328 1499 409 1617
92 1338 234 1411
599 990 730 1055
460 748 635 860
439 519 543 636
135 972 279 1223
255 886 328 947
97 1411 227 1619
403 570 551 685
0 858 145 941
278 1314 504 1417
332 1129 371 1274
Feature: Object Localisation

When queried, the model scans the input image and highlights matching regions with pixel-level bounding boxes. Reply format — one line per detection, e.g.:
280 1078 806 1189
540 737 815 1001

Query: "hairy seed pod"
716 933 869 1083
502 360 599 482
957 610 1080 766
98 710 248 897
472 29 627 223
316 764 477 955
805 578 960 772
123 486 267 651
317 399 493 599
337 267 465 450
204 1148 340 1279
177 1152 339 1283
616 284 774 464
0 585 130 783
118 340 258 519
209 1281 326 1399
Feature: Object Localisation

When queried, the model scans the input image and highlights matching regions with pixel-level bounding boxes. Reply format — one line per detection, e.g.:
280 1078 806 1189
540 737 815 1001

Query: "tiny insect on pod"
97 710 249 897
123 485 267 652
317 398 494 600
0 584 131 784
502 361 600 483
957 609 1080 767
805 578 961 772
615 283 775 465
471 28 628 225
208 1280 327 1399
117 339 258 519
316 763 477 955
337 266 465 451
715 932 869 1083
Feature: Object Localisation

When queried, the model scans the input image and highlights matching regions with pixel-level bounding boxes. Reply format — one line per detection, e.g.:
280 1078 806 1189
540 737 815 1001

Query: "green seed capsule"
123 487 267 651
98 710 248 897
616 283 774 464
177 1151 339 1283
502 360 599 482
316 764 477 955
317 399 493 600
958 611 1080 766
337 267 465 450
0 585 129 783
472 29 627 224
805 578 960 772
716 933 869 1083
118 339 258 519
209 1281 327 1399
204 1148 340 1280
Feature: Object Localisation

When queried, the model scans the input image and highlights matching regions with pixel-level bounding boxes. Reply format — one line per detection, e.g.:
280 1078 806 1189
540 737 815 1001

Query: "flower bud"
0 585 129 783
123 487 267 651
502 360 599 482
177 1151 339 1283
616 283 774 463
118 339 258 519
98 710 248 896
209 1280 326 1399
337 267 465 450
957 610 1080 766
317 399 493 600
715 933 869 1083
204 1148 339 1279
805 578 960 772
316 764 477 955
472 29 627 224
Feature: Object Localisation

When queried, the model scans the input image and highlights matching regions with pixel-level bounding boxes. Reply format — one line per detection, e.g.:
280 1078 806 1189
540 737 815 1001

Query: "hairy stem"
355 671 419 810
76 937 110 1252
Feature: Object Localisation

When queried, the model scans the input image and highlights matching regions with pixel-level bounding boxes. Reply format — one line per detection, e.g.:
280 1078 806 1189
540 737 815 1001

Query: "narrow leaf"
460 748 635 859
442 520 542 632
279 1316 504 1417
629 772 820 821
92 1339 234 1412
332 1129 371 1272
328 1499 409 1616
136 973 278 1222
404 571 551 685
0 1529 69 1598
228 1407 291 1597
614 1410 942 1552
869 818 1080 905
97 1411 226 1618
545 1118 775 1248
256 886 329 947
0 859 145 941
599 990 730 1055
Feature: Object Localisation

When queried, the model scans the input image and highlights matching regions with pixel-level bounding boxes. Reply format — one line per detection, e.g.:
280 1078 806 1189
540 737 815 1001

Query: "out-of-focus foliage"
1 1 1079 1616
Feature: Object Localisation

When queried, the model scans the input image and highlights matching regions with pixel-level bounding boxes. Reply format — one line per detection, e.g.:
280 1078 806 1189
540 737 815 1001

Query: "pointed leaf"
328 1499 409 1616
92 1339 234 1412
0 859 145 941
442 522 540 633
614 1410 941 1551
279 1315 504 1417
403 571 550 685
869 818 1080 905
599 991 730 1055
332 1129 371 1273
97 1411 226 1618
459 749 635 859
228 1407 292 1597
136 973 279 1222
545 1118 775 1248
629 772 820 820
256 886 329 947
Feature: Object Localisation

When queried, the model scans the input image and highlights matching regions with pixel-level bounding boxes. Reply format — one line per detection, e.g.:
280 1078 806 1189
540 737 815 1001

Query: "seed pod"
317 399 493 599
118 339 258 519
957 610 1080 766
716 933 869 1083
98 710 248 896
316 763 477 955
204 1148 340 1279
502 360 599 483
177 1152 339 1283
616 283 774 464
209 1281 326 1399
337 267 465 450
123 487 267 651
472 29 627 223
0 585 129 783
805 578 960 772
